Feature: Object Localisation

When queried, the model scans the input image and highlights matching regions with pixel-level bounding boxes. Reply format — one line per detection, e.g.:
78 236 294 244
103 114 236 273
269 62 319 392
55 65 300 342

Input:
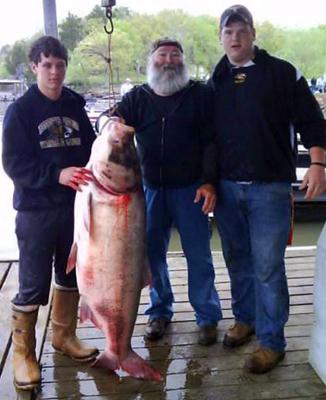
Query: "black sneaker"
145 318 169 340
198 325 217 346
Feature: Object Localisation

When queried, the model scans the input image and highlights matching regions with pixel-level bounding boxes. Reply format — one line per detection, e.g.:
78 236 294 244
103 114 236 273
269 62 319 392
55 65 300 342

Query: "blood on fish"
83 268 95 286
115 193 131 230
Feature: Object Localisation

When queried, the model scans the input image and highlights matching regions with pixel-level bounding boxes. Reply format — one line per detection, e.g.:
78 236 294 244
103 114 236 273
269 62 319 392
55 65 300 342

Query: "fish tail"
120 350 162 382
91 351 119 372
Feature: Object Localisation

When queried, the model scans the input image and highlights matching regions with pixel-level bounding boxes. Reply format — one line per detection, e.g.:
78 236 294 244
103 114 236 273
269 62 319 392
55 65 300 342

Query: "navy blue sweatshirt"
2 84 96 210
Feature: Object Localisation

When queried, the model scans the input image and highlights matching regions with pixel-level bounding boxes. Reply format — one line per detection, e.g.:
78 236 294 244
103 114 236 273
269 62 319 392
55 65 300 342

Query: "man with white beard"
97 38 222 345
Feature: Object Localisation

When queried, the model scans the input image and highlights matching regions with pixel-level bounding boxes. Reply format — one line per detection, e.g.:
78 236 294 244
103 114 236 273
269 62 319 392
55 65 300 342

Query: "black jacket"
208 47 326 182
100 81 216 189
2 84 96 210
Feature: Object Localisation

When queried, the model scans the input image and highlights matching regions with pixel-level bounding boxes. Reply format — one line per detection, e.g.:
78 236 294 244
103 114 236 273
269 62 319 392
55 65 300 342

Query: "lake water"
169 220 325 252
0 111 325 260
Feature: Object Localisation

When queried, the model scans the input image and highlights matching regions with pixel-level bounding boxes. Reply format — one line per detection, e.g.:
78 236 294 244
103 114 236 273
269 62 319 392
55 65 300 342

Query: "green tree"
277 27 326 78
113 6 135 20
85 5 107 24
5 40 28 77
255 21 285 54
59 12 85 52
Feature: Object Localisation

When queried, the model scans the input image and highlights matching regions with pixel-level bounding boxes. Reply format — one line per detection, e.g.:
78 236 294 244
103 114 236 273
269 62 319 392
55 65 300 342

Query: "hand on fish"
59 166 93 191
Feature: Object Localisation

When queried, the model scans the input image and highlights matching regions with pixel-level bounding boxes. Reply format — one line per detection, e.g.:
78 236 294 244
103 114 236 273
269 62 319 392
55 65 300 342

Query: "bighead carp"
67 119 162 381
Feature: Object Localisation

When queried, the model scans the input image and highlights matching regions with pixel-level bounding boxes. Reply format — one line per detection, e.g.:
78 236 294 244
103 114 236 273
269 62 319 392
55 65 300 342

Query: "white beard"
147 60 189 96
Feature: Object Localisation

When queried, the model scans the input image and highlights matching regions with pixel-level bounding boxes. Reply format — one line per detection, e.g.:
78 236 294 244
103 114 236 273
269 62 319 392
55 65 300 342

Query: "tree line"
1 5 326 92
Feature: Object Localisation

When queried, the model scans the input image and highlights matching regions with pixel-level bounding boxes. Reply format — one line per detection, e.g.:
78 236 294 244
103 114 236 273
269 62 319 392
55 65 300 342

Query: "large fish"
67 119 161 381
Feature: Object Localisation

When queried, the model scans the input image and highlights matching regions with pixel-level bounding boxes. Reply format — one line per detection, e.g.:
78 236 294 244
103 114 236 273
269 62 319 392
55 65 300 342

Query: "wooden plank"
0 262 52 400
2 249 324 399
41 336 314 364
0 261 11 288
38 364 326 399
168 267 315 280
167 260 317 272
41 349 310 379
0 261 18 375
139 285 314 304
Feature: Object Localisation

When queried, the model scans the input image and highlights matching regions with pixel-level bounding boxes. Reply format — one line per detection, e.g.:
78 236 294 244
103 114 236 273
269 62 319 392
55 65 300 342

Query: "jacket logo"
234 73 247 84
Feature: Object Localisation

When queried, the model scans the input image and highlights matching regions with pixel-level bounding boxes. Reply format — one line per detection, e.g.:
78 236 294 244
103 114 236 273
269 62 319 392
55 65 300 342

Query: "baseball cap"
150 37 183 54
220 4 254 30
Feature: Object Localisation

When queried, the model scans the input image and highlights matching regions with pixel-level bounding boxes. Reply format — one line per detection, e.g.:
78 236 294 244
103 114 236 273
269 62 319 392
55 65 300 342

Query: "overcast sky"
1 0 326 48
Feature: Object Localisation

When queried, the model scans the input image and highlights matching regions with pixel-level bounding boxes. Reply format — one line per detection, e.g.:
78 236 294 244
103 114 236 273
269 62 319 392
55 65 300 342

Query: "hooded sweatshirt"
2 84 96 210
208 47 326 182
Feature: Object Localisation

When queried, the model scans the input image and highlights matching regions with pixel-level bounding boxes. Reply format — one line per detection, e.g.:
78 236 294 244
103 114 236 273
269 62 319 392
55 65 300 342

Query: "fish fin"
141 257 152 288
121 350 162 382
80 300 101 328
91 351 119 372
82 190 92 234
83 190 96 240
66 242 77 274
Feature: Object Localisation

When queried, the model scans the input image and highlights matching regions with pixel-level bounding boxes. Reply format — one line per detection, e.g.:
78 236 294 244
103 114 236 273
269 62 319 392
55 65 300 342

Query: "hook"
104 7 114 35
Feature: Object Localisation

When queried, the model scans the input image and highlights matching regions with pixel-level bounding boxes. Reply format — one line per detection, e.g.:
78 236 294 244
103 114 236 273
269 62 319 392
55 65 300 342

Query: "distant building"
0 79 26 101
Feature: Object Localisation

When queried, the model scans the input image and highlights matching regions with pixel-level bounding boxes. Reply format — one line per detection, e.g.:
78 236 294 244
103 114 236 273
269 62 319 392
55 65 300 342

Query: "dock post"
309 223 326 384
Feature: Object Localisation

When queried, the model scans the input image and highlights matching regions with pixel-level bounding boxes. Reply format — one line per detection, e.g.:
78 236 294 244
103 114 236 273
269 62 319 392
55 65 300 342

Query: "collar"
212 46 270 79
230 60 256 68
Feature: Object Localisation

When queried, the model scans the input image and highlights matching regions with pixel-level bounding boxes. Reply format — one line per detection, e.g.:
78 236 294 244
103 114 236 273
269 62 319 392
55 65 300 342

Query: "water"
168 220 325 252
0 116 325 260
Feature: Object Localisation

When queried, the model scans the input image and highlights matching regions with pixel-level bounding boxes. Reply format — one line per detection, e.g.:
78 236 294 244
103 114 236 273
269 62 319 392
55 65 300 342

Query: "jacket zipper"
160 117 165 186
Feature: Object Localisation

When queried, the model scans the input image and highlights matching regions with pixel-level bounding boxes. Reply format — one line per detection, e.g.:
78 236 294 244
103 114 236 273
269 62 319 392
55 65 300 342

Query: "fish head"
90 119 142 193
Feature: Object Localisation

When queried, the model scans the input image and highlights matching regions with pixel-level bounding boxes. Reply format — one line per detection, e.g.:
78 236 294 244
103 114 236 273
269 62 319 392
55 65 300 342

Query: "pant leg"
172 183 222 327
53 206 77 289
144 186 174 321
13 210 57 306
214 180 255 326
248 182 291 352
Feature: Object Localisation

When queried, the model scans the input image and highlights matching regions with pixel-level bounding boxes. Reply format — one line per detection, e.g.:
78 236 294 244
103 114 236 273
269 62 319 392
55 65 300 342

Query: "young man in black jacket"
2 36 98 390
98 38 223 345
208 5 326 374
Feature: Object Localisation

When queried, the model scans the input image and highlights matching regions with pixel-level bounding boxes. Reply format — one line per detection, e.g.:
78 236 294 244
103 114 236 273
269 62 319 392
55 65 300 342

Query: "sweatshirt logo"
38 117 81 149
234 73 247 84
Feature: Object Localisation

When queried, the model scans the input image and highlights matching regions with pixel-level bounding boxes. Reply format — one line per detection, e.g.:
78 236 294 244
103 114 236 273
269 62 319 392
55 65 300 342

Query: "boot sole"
144 333 165 341
14 379 40 391
223 332 254 348
52 346 99 362
244 352 285 374
198 338 217 346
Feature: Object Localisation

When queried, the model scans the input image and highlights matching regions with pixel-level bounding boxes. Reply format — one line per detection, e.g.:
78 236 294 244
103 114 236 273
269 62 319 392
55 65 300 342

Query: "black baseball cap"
150 37 183 54
220 4 254 30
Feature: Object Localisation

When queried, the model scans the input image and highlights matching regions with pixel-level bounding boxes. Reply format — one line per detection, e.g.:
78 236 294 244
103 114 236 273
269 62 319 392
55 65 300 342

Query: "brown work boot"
244 346 285 374
223 322 255 348
198 325 217 346
12 309 41 390
145 318 169 340
51 288 99 362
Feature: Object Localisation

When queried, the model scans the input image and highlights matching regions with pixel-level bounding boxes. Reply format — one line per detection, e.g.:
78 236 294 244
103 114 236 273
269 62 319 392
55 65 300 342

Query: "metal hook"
104 8 114 35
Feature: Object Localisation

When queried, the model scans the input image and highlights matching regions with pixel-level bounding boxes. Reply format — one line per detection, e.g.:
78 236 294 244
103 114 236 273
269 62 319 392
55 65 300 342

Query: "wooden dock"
1 249 326 400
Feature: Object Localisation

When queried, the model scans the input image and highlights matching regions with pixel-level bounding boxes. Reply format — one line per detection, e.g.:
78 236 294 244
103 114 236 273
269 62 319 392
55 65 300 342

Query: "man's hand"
194 183 216 214
299 165 326 200
59 167 93 191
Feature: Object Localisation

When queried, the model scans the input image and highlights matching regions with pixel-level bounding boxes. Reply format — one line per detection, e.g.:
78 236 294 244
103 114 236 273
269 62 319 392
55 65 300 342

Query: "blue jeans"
144 183 222 327
215 180 292 352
